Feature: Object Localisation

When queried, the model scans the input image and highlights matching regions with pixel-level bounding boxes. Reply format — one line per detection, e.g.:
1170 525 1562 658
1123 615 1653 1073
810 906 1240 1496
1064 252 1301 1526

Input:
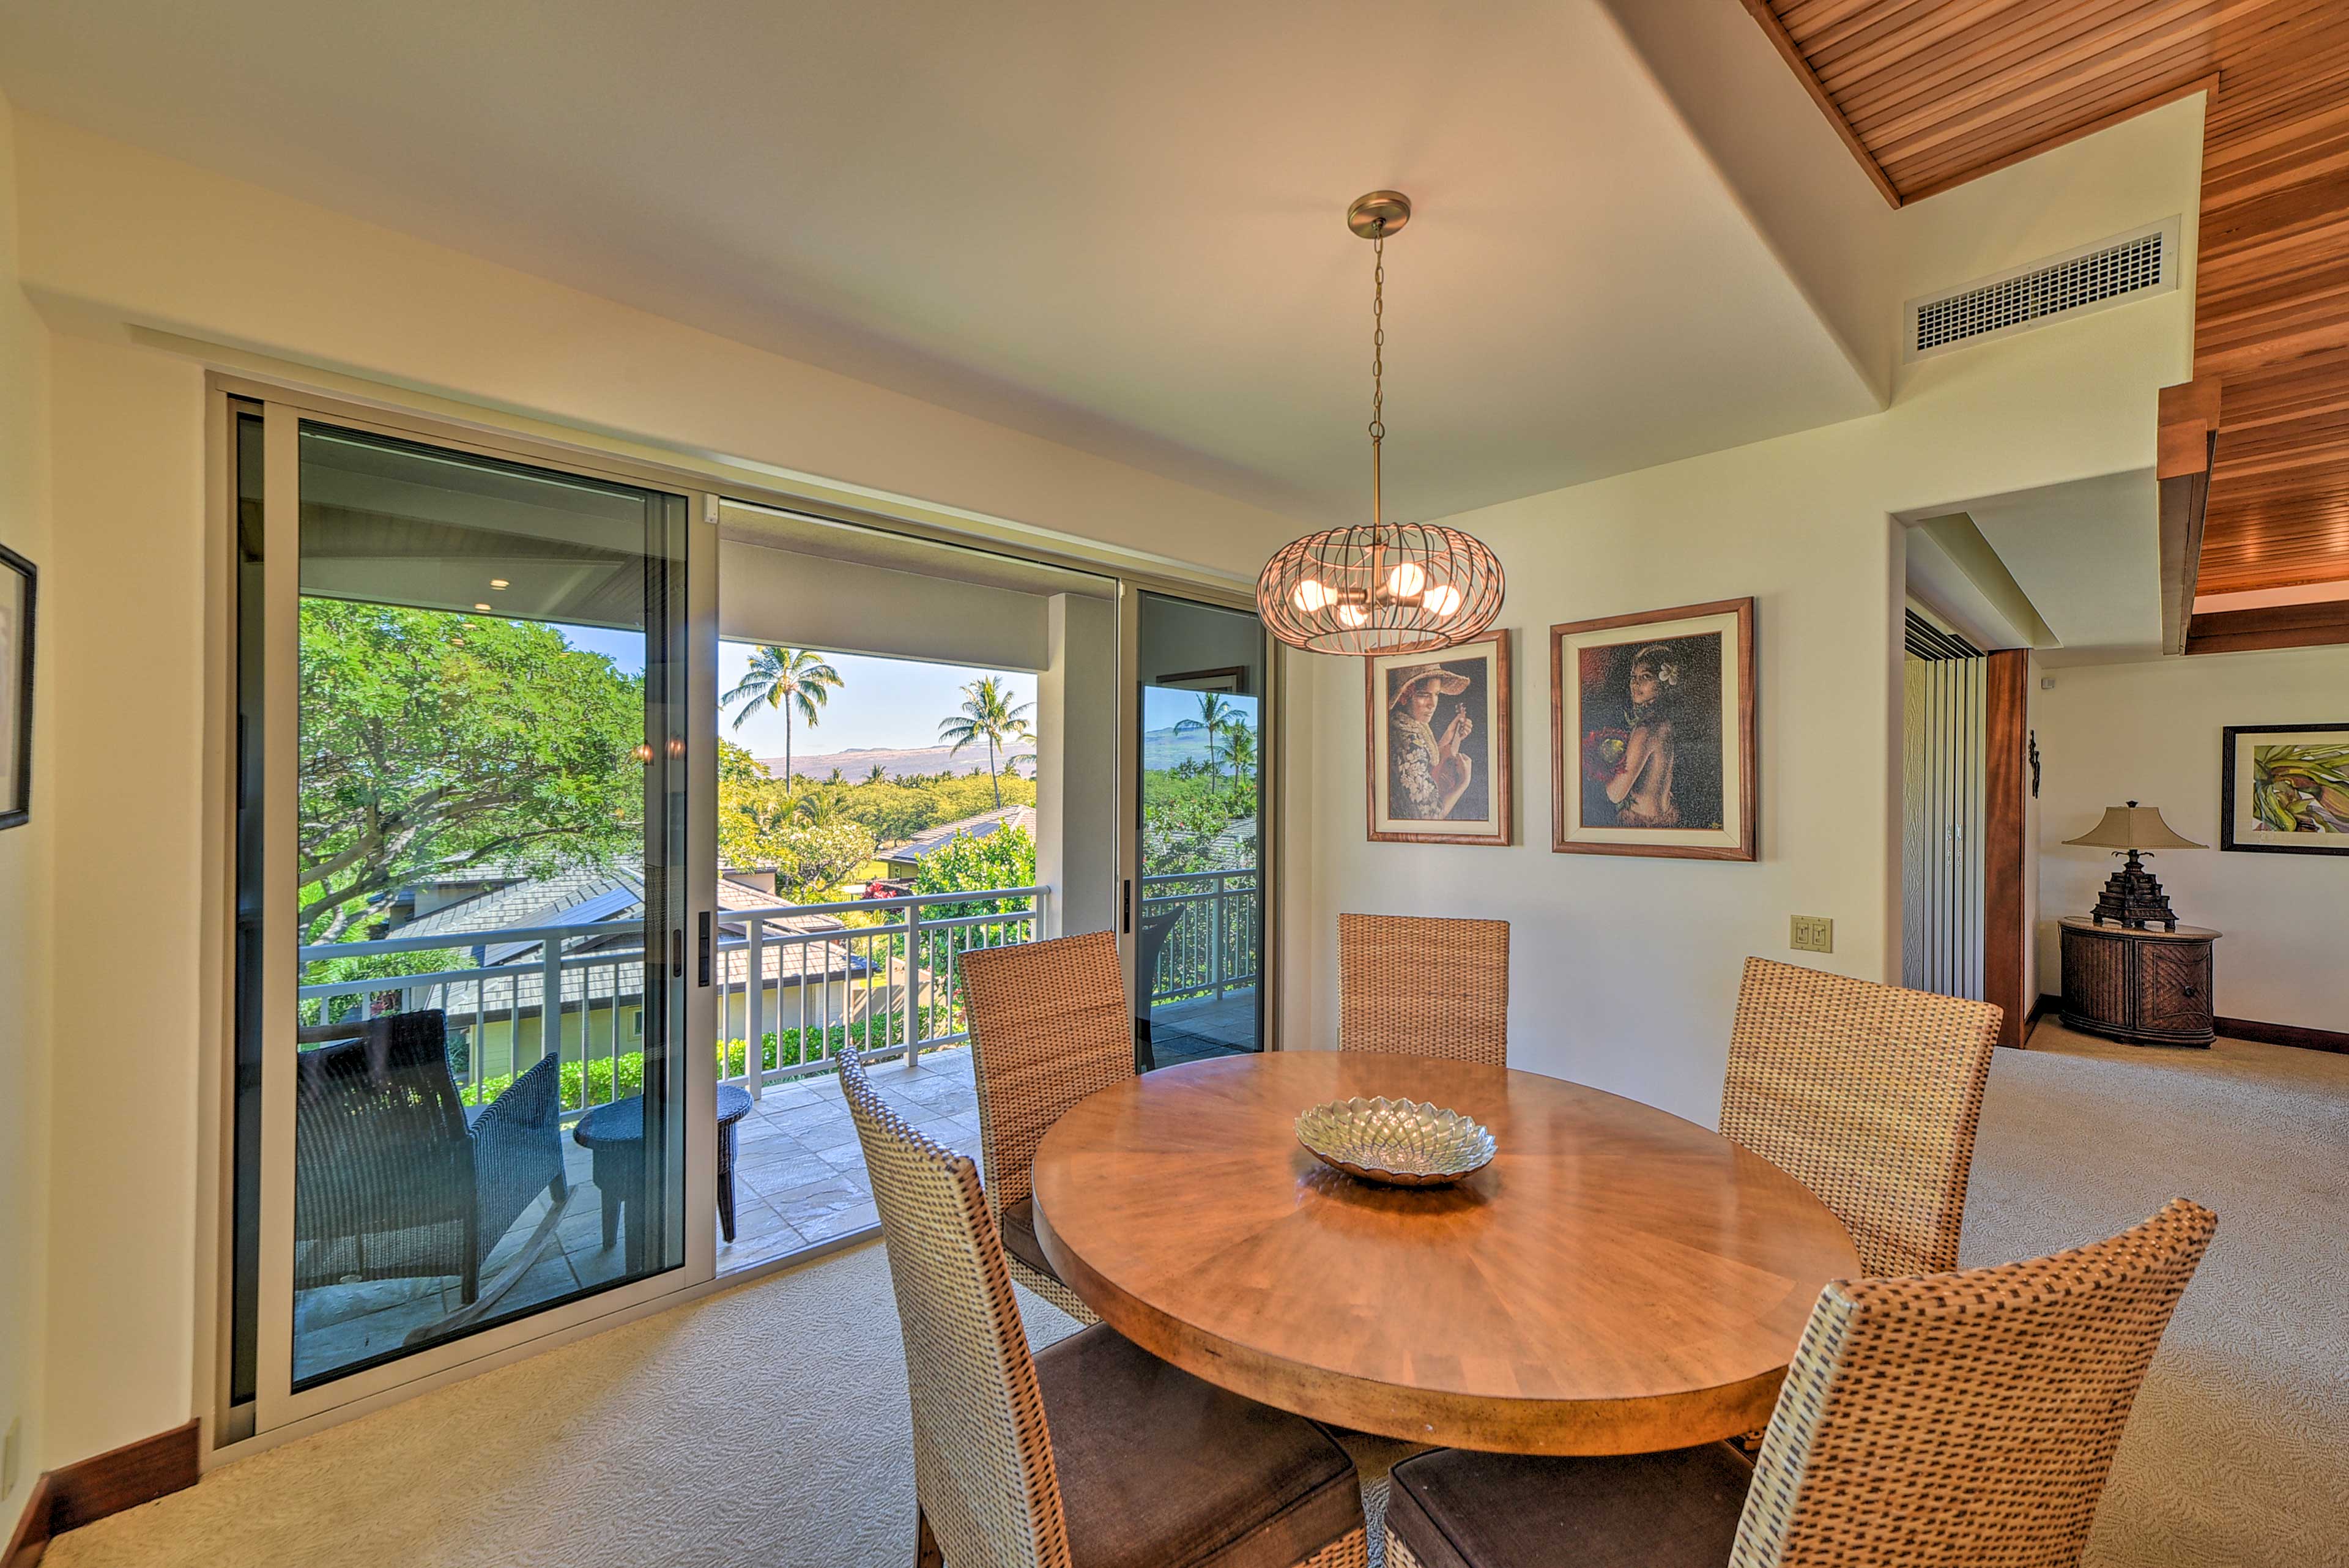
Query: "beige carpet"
49 1025 2346 1568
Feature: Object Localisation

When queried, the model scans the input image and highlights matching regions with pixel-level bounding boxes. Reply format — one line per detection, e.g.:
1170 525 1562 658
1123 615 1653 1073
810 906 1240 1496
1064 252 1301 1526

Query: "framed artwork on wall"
1550 596 1755 860
1365 629 1512 845
0 543 33 831
2220 723 2349 855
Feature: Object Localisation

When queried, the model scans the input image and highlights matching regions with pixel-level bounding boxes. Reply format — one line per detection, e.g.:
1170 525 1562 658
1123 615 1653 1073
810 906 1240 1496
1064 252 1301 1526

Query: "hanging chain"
1368 226 1386 448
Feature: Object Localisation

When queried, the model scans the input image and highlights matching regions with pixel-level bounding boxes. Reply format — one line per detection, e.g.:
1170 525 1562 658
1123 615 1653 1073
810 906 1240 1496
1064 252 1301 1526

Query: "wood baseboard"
2216 1016 2349 1055
3 1421 199 1566
5 1474 54 1568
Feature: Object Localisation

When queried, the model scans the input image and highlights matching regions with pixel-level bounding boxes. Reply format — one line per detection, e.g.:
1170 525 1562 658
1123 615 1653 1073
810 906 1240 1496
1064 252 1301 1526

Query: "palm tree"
795 790 848 828
939 675 1034 808
721 646 843 784
1174 692 1238 782
1222 721 1258 795
866 764 888 784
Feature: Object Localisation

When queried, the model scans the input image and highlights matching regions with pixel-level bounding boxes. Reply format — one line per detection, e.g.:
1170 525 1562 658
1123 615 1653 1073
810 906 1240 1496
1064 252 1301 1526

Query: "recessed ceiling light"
474 603 492 611
489 579 510 589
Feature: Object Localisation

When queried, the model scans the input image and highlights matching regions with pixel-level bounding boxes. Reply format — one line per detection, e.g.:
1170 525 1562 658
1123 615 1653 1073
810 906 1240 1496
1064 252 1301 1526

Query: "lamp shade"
2064 802 2205 850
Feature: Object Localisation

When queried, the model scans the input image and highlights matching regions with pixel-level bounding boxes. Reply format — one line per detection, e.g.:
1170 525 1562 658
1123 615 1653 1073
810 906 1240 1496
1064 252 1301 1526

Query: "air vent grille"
1907 222 2175 359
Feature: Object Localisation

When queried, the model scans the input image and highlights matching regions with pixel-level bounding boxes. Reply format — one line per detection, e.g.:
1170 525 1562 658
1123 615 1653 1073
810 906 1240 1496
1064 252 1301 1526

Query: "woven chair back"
841 1047 1072 1568
292 1010 474 1254
959 931 1134 1217
1735 1198 2216 1568
1722 957 1998 1277
1337 913 1510 1065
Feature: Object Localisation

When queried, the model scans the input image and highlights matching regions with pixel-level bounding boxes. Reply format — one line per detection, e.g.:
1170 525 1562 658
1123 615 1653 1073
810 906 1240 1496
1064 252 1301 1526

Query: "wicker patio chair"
1337 913 1509 1065
957 930 1134 1325
1383 1197 2217 1568
840 1047 1370 1568
292 1008 567 1307
1721 956 2000 1279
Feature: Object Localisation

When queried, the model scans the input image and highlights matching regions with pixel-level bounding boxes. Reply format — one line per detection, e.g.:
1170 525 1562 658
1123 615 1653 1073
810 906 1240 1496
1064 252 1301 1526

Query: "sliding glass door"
232 403 714 1428
1132 593 1267 1065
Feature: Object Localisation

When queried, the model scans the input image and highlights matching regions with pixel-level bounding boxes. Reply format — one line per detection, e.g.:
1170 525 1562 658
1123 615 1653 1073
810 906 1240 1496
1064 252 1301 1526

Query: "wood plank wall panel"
1747 0 2349 609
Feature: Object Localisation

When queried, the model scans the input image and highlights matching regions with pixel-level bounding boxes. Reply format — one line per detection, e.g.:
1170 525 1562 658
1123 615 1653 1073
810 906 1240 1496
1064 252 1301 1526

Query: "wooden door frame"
1982 650 2029 1047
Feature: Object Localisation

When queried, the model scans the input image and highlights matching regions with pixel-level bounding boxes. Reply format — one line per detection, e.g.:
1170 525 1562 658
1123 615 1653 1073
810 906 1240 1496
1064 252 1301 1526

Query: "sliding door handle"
671 927 685 978
697 912 713 987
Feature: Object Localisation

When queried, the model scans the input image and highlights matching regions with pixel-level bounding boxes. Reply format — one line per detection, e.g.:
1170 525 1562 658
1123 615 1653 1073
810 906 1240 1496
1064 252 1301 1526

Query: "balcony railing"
1139 868 1260 1005
295 883 1047 1117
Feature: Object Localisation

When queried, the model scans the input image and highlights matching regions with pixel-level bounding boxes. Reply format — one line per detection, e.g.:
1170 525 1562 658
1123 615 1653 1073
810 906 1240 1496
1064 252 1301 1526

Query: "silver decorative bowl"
1295 1096 1497 1188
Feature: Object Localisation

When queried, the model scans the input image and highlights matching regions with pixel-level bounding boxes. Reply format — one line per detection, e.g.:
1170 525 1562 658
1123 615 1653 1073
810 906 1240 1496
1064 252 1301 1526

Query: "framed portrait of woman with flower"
1549 598 1754 860
1365 630 1512 845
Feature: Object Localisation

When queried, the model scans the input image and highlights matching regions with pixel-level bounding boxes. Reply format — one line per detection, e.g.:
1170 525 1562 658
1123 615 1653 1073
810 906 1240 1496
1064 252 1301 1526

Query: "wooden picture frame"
1550 597 1756 860
2220 722 2349 855
0 541 34 831
1364 629 1513 845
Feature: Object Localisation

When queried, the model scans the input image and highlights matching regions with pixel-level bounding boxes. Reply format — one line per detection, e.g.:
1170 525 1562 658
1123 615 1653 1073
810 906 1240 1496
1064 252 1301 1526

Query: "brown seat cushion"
1386 1443 1752 1568
1035 1324 1362 1568
999 1195 1061 1282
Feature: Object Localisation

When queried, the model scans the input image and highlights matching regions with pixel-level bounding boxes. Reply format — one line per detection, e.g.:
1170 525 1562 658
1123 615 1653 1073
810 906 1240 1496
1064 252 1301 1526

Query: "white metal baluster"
904 900 924 1069
746 915 766 1100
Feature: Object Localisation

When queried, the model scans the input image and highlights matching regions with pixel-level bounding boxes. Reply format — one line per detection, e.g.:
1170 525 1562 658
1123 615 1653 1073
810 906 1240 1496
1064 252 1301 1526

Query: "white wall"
0 85 54 1522
2036 647 2349 1033
1288 292 2190 1126
40 336 208 1466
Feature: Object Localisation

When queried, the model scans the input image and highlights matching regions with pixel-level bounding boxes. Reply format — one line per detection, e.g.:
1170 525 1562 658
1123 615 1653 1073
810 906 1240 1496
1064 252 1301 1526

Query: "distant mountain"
760 741 1035 783
1143 727 1220 771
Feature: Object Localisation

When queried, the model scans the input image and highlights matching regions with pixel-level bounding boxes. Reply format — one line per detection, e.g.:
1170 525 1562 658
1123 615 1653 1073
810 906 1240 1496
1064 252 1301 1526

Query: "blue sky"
557 626 1254 756
557 626 1037 757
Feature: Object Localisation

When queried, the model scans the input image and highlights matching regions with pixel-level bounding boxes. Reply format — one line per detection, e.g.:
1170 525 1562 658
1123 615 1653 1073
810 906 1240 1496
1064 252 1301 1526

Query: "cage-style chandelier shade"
1257 522 1504 655
1259 190 1504 656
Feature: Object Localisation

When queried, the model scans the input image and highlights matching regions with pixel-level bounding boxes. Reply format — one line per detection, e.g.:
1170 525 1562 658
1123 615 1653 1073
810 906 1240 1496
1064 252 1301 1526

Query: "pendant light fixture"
1258 191 1503 656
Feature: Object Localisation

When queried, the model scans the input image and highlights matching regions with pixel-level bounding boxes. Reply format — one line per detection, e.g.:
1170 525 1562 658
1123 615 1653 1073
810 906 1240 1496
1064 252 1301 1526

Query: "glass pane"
281 422 688 1388
229 408 265 1410
1135 594 1264 1065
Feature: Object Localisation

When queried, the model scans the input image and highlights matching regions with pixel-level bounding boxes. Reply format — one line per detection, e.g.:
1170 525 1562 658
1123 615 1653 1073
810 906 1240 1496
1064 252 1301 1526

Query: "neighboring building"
349 862 877 1086
879 804 1037 880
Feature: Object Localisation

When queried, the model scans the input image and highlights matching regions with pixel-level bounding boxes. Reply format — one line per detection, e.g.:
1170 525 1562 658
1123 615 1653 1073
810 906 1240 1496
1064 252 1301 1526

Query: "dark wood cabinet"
2058 917 2219 1047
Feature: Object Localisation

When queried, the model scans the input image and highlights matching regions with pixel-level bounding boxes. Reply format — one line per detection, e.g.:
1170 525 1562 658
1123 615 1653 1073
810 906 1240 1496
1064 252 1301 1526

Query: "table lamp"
2064 800 2205 929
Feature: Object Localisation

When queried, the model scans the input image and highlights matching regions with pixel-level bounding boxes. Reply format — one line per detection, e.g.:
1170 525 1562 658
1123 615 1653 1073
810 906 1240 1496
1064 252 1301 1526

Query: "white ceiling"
0 0 1879 528
1962 471 2164 666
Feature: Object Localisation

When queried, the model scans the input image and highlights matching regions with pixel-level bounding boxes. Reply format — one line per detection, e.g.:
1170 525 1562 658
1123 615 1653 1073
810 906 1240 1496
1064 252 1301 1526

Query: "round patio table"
573 1085 755 1271
1031 1052 1860 1456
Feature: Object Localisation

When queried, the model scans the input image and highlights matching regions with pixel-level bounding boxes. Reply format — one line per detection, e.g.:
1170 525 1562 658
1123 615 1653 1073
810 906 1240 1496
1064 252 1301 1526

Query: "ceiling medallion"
1258 190 1504 656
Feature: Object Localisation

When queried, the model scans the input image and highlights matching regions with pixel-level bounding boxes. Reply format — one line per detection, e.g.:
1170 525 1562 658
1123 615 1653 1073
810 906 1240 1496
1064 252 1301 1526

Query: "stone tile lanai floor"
294 989 1257 1381
293 1047 985 1380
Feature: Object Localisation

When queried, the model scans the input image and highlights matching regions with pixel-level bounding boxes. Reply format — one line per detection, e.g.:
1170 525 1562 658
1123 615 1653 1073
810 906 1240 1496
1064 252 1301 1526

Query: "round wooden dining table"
1031 1052 1861 1456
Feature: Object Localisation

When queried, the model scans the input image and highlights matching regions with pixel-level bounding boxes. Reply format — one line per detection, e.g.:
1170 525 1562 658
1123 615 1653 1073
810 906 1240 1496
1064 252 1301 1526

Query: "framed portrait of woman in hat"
1365 630 1512 845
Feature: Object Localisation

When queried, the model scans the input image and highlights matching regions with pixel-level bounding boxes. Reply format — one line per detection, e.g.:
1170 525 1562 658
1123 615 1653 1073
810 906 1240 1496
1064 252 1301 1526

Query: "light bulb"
1337 604 1369 627
1291 578 1331 614
473 603 493 612
489 578 510 590
1386 562 1427 599
1422 584 1463 618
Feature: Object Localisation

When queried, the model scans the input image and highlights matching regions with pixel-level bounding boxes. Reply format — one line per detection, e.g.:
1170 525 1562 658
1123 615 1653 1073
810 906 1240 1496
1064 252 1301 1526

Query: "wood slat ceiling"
1746 0 2349 601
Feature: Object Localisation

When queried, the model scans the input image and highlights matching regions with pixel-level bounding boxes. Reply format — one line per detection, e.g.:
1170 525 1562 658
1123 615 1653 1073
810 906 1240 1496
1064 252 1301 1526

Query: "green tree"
1174 692 1238 785
297 602 644 942
865 763 888 784
721 646 844 784
938 675 1034 809
1223 721 1258 798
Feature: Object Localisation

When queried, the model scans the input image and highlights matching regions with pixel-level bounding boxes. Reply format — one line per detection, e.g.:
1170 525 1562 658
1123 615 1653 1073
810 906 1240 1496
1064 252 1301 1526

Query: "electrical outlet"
1790 915 1835 954
3 1416 19 1498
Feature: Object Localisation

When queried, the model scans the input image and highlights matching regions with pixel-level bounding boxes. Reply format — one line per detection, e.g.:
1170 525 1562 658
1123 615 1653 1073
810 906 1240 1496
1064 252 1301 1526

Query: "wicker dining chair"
1337 913 1510 1065
958 931 1134 1325
840 1047 1370 1568
1382 1197 2217 1568
1721 956 2000 1279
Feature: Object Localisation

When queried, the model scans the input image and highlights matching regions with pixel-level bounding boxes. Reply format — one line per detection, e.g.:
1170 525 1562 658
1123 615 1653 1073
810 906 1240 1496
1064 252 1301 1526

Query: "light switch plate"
1790 915 1835 954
